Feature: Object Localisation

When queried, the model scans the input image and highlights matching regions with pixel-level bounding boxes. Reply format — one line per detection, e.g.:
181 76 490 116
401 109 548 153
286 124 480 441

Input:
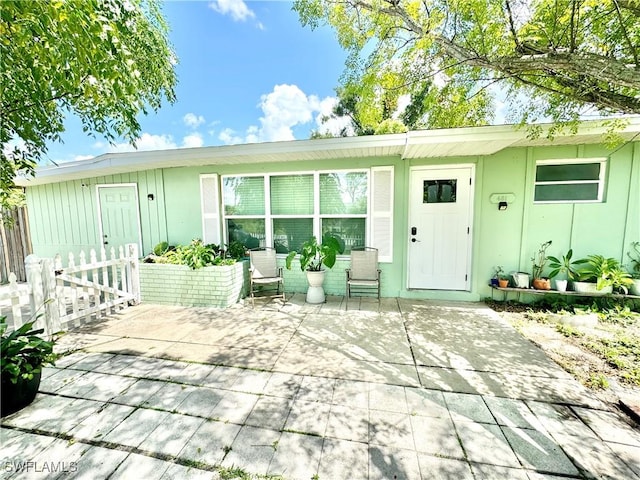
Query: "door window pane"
322 218 366 254
223 176 264 215
227 219 265 249
271 175 314 215
273 218 313 253
320 172 368 214
424 180 457 203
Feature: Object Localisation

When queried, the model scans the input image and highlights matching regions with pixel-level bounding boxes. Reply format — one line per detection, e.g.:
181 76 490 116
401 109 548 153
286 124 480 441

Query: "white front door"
407 166 473 290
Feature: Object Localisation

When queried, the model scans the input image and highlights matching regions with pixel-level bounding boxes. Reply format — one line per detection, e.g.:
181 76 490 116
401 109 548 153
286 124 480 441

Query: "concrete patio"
1 296 639 479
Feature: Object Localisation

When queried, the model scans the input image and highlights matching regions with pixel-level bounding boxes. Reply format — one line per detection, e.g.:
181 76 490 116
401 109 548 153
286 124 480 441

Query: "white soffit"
405 126 523 158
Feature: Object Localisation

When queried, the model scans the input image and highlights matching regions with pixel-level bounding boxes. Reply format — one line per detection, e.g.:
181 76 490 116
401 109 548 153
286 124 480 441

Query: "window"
534 159 607 203
423 179 457 203
223 176 265 249
222 169 386 257
320 172 368 253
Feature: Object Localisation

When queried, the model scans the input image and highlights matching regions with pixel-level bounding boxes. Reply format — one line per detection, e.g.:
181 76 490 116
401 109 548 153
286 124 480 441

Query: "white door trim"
96 183 143 253
407 164 475 290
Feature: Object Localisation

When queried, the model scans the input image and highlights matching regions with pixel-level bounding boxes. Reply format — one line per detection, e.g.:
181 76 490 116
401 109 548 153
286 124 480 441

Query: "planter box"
139 261 249 308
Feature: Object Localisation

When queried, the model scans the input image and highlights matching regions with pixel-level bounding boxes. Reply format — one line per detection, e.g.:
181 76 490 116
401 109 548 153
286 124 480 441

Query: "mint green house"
16 120 640 302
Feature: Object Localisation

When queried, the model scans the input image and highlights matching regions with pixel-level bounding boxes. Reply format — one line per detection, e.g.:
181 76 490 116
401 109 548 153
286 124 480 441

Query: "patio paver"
1 296 638 480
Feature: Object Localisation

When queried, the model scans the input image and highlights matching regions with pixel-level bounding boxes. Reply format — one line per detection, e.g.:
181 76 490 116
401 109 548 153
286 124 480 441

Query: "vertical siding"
475 142 639 298
26 170 165 259
623 143 640 262
23 140 639 300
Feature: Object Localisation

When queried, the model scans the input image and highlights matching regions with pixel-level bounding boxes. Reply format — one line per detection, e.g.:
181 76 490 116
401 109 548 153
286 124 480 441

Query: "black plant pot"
1 371 42 417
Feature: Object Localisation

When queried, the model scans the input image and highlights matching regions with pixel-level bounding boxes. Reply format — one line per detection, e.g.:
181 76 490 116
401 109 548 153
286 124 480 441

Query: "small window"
423 180 457 203
534 159 606 203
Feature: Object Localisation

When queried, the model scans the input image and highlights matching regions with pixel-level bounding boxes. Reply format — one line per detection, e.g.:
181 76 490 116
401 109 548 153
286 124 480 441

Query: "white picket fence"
0 244 139 335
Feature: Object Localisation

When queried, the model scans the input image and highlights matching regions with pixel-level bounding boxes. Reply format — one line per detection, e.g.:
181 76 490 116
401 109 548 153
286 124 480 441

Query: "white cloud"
182 132 204 148
218 128 244 145
393 94 411 119
258 84 319 141
208 0 255 21
2 137 27 159
313 97 354 137
218 84 353 145
107 133 177 153
183 113 205 128
104 132 205 153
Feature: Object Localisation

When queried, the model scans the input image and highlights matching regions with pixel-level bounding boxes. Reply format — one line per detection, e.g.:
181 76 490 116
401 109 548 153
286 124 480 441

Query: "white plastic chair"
249 248 285 304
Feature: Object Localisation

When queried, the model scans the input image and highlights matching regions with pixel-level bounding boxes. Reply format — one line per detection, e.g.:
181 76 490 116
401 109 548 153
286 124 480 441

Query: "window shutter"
200 174 221 245
370 166 394 262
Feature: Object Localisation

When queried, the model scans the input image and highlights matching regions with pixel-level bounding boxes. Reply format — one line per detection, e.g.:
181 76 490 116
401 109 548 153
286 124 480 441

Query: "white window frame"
533 158 607 204
221 168 371 257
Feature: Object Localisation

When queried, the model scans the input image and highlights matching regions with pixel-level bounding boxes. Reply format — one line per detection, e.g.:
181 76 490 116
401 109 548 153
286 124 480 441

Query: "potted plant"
1 318 59 417
547 249 587 292
490 266 501 287
574 255 633 294
531 240 552 290
491 266 509 288
285 234 343 304
627 241 640 296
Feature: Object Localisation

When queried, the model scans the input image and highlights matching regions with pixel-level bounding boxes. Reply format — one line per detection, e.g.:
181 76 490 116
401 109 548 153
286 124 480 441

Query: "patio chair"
249 247 285 304
345 247 381 303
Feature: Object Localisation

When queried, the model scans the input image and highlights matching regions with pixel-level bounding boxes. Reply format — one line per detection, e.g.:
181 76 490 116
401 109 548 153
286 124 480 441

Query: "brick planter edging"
139 261 249 308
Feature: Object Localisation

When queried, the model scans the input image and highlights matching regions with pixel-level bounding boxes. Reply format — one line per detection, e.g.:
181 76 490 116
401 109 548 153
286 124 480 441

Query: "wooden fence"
0 244 139 335
0 207 32 283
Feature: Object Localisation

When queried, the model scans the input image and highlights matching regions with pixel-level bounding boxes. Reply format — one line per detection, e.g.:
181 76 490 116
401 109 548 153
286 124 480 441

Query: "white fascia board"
16 134 407 187
15 117 640 186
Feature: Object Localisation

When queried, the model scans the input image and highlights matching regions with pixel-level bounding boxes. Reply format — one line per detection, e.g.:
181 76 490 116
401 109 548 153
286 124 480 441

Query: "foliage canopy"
0 0 177 211
295 0 640 135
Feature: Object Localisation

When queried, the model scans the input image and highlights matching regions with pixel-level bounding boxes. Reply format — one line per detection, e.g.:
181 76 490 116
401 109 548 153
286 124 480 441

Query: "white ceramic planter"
305 270 326 304
555 279 568 292
511 272 530 289
630 279 640 296
572 281 612 295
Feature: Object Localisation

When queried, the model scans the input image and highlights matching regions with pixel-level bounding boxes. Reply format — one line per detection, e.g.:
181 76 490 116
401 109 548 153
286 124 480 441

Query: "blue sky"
46 0 351 164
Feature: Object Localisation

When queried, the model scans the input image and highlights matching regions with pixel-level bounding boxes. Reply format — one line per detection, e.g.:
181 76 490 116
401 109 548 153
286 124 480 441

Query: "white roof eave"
15 117 640 187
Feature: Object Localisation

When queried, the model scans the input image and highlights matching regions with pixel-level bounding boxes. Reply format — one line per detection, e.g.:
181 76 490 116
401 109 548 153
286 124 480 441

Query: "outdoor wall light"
498 201 508 211
147 193 155 201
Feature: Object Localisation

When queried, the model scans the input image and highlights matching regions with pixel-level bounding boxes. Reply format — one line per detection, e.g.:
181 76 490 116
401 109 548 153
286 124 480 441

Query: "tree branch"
617 0 640 15
613 0 639 66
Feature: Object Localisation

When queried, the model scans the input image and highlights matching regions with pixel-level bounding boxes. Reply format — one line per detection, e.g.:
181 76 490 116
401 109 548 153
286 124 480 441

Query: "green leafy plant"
547 249 588 281
227 241 247 260
164 239 218 269
579 255 633 293
627 241 640 279
285 235 343 271
1 319 58 384
531 240 552 279
492 266 506 280
153 241 170 256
